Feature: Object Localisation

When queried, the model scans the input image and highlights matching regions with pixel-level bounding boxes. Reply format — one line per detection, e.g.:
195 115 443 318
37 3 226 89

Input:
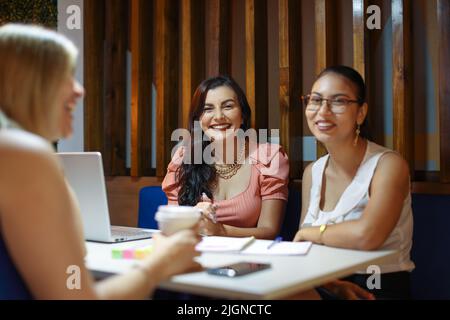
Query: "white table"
85 238 397 299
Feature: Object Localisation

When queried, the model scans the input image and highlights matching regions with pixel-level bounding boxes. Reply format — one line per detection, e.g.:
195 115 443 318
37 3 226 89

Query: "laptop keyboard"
111 226 153 238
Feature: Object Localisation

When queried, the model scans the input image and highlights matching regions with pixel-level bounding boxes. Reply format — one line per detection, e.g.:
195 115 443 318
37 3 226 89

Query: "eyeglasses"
301 94 360 114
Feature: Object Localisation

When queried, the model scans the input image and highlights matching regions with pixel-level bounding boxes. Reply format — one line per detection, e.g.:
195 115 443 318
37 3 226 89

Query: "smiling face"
305 73 367 145
54 75 84 139
199 85 243 142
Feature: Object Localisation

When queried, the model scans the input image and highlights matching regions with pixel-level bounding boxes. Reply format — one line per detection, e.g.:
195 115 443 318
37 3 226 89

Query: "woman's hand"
195 196 225 235
199 213 226 236
293 229 304 242
322 280 375 300
149 230 202 279
195 201 218 223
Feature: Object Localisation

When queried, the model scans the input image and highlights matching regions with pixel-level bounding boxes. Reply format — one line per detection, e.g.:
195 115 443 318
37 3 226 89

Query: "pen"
267 236 283 249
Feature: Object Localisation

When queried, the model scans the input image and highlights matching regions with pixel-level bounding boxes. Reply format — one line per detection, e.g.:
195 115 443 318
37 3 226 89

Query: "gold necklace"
214 143 245 179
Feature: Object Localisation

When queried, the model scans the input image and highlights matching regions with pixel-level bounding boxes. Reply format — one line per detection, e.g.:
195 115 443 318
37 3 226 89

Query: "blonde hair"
0 24 78 139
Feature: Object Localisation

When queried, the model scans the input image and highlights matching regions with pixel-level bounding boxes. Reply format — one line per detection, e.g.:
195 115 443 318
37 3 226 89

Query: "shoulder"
0 130 62 205
0 129 54 154
375 151 409 179
249 143 288 166
366 141 409 177
250 143 289 178
0 130 55 169
370 150 410 197
0 130 58 173
302 162 313 182
166 145 185 172
162 146 185 192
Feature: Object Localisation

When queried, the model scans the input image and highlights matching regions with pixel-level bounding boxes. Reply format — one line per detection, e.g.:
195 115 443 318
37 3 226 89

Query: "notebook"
196 236 255 253
241 240 312 256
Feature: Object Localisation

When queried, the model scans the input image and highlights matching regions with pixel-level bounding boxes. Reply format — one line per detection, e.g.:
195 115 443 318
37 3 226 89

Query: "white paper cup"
155 205 201 235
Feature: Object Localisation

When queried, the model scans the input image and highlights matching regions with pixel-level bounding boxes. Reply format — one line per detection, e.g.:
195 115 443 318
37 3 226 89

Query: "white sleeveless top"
302 141 415 273
0 109 20 130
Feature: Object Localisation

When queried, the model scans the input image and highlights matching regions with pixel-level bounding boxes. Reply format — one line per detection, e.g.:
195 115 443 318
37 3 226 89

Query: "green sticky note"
112 248 123 259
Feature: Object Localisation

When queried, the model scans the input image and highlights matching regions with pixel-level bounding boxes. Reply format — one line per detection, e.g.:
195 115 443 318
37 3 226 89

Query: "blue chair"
137 186 168 229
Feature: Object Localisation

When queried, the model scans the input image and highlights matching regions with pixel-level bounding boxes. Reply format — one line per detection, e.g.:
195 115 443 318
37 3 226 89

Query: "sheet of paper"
196 236 255 252
241 240 312 256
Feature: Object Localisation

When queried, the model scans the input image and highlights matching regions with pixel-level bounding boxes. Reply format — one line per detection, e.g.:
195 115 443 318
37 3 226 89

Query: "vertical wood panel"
181 0 205 129
279 0 302 179
130 0 153 177
315 0 337 73
103 0 128 176
245 0 268 130
392 0 414 173
353 0 378 146
352 0 367 79
315 0 336 157
83 0 105 153
155 0 179 177
205 0 231 77
438 0 450 183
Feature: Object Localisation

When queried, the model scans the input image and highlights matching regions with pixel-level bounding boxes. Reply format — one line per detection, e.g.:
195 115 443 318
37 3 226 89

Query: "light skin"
194 86 285 240
57 75 85 139
0 73 201 299
293 73 410 252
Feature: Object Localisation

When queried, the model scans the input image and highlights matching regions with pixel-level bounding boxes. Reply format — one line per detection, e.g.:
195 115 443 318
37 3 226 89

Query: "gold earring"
353 124 361 146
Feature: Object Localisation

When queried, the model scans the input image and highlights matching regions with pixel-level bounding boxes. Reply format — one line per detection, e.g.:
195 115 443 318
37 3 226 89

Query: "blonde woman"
0 24 200 299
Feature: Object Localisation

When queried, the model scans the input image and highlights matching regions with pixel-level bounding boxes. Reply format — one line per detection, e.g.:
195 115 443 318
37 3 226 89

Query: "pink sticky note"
123 249 135 259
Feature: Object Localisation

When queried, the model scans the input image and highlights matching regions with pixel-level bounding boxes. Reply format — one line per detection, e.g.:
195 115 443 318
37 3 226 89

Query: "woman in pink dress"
162 75 289 240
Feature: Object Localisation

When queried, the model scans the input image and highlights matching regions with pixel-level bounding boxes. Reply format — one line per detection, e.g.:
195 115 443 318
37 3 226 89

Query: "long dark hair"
316 65 370 139
177 75 252 206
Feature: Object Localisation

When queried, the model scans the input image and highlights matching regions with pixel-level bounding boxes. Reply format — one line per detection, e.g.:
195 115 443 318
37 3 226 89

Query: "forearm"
300 220 376 250
222 225 278 240
95 259 165 300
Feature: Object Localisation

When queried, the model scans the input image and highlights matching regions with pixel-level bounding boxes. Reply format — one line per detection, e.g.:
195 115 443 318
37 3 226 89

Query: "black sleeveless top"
0 235 33 299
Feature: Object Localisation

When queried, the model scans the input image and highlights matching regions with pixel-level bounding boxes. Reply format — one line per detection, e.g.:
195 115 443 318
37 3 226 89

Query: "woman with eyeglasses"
294 66 414 299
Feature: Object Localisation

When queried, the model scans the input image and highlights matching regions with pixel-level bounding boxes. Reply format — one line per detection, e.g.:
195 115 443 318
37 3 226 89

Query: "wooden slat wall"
279 0 302 179
205 0 231 77
438 0 450 183
392 0 414 173
181 0 205 129
83 0 105 154
155 0 179 177
130 0 153 177
82 0 449 193
245 0 268 130
314 0 337 157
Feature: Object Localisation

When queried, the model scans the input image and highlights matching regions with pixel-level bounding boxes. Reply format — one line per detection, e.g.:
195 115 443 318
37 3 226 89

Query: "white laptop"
57 152 154 243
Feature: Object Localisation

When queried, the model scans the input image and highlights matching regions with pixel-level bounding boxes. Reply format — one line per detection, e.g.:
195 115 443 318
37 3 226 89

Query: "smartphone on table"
206 262 271 277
